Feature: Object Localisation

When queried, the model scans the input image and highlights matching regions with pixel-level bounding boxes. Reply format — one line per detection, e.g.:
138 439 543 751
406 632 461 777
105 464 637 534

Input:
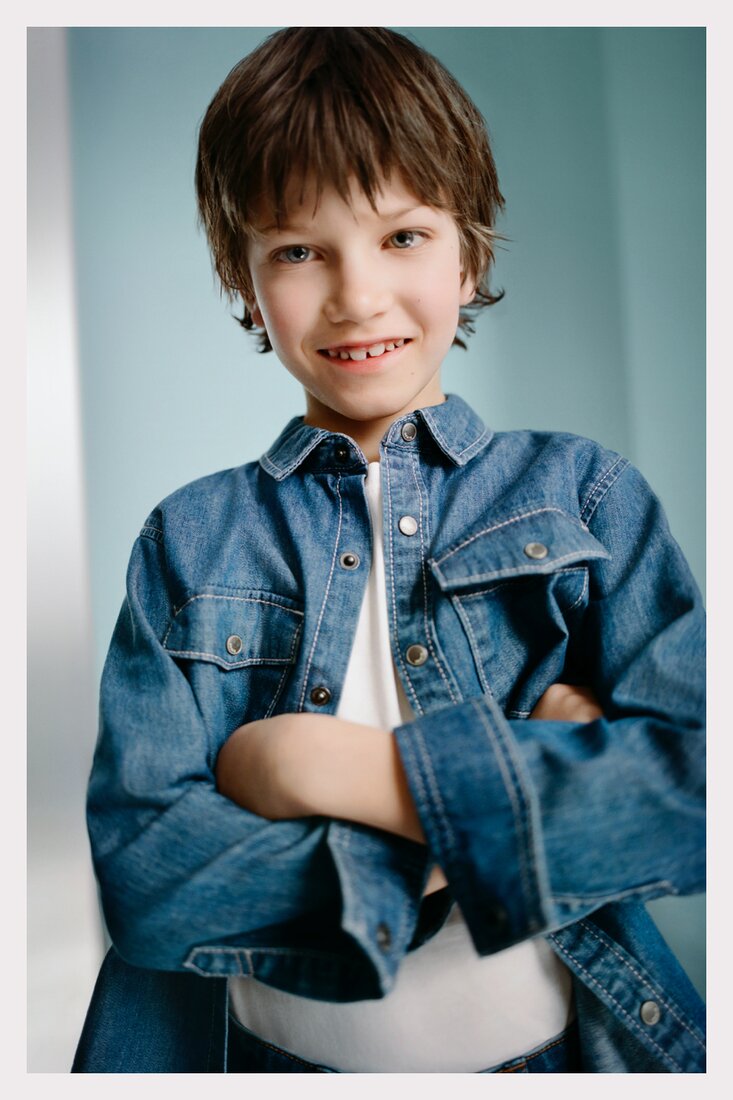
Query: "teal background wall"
67 27 705 996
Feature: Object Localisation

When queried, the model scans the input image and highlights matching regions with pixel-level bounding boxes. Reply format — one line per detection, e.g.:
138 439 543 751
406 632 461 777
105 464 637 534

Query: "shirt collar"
259 394 493 481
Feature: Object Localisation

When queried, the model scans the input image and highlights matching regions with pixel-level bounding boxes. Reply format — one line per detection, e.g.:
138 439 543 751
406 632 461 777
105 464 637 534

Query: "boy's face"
246 174 474 446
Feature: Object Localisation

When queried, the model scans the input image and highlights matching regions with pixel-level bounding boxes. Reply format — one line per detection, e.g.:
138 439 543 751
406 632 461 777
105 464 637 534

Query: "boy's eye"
276 245 313 264
388 230 423 249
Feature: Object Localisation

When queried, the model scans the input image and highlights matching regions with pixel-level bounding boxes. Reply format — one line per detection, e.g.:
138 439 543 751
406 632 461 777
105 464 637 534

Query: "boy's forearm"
216 684 603 841
216 713 424 841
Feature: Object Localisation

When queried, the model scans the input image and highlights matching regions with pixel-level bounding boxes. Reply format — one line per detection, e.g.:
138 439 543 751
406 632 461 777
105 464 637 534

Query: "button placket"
383 449 461 713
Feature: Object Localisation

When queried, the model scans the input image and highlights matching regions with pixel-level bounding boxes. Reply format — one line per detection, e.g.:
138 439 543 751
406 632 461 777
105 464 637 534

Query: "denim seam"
409 450 459 705
451 596 493 697
396 731 435 852
420 409 490 463
551 879 675 904
162 651 296 668
564 568 589 613
435 507 589 565
473 700 537 919
455 426 492 460
261 428 329 479
168 592 304 621
457 567 587 602
580 456 628 524
547 935 683 1072
437 548 607 586
298 475 343 711
140 525 163 543
265 660 296 719
576 920 706 1048
384 450 422 715
408 722 458 862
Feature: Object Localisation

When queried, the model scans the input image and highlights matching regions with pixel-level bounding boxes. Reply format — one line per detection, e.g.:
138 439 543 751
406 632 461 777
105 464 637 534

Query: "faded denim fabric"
79 395 705 1072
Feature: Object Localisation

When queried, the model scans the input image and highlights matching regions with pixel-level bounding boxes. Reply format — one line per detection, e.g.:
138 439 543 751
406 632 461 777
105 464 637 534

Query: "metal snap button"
376 922 392 951
524 541 549 560
640 1000 661 1026
406 644 428 666
401 421 417 442
335 444 349 462
310 686 332 706
339 551 360 570
398 515 418 537
226 634 243 655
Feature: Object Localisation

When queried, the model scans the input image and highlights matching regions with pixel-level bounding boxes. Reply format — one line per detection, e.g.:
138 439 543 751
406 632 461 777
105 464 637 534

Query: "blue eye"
390 230 420 249
278 245 312 264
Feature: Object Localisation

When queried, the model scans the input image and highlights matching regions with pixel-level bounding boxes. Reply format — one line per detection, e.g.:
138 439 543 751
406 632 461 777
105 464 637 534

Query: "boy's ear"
248 299 265 328
459 273 476 307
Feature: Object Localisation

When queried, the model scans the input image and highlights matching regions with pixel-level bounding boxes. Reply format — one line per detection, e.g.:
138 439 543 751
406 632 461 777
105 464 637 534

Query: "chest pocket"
430 508 610 716
163 592 303 740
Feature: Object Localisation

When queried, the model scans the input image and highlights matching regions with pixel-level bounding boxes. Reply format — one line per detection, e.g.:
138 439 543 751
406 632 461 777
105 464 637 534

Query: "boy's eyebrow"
257 205 432 236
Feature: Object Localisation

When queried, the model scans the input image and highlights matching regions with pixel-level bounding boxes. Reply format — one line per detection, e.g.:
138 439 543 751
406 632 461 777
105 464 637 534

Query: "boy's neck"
303 392 447 463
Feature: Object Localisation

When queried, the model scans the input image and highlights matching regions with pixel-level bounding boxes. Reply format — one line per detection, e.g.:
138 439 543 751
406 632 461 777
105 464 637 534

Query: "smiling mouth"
318 338 411 362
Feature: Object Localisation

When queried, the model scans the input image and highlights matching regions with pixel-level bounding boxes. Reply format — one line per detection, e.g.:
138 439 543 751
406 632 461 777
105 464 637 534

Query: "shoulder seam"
580 456 629 525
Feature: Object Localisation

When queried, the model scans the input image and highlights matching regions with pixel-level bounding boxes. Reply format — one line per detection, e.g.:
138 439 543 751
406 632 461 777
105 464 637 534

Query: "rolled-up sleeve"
393 462 705 956
88 528 342 974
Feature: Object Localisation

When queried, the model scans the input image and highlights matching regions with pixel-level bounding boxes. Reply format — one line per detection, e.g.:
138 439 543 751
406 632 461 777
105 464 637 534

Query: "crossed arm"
216 683 602 848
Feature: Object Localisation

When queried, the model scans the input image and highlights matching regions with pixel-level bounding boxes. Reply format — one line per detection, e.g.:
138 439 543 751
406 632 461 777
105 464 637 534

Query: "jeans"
226 1014 582 1073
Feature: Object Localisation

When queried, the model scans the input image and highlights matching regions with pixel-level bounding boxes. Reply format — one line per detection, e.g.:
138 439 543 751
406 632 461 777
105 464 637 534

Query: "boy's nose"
323 260 393 324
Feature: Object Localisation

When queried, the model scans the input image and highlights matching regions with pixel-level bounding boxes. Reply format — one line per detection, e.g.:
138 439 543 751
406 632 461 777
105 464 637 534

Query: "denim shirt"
82 394 705 1072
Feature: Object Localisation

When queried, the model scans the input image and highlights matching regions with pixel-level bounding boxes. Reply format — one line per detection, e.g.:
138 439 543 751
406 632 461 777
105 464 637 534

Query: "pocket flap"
430 507 610 591
163 592 303 670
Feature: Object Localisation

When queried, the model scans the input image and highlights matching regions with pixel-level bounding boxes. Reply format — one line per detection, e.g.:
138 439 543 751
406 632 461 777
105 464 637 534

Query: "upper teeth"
327 338 405 361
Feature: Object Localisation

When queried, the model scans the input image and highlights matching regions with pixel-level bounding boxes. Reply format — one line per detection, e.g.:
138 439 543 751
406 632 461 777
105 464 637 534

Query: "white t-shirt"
229 463 573 1071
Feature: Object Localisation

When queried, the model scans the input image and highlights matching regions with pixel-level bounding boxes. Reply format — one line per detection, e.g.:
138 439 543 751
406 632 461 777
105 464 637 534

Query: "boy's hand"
529 683 603 723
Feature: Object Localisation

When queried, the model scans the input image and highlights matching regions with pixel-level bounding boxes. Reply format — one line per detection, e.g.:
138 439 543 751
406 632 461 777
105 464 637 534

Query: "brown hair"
196 27 505 352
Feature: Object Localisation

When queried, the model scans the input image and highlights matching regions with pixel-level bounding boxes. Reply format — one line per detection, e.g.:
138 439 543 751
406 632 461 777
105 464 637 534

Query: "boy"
74 28 705 1073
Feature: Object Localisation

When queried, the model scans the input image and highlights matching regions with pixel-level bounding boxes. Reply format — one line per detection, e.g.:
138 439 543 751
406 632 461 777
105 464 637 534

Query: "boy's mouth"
318 338 411 362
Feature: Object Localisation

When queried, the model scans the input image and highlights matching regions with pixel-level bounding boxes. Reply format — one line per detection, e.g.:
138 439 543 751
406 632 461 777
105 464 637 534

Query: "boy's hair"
196 27 505 352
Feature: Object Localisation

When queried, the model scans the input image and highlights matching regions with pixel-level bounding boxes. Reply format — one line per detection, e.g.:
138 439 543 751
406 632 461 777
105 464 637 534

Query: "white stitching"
435 507 586 565
409 450 459 705
385 451 422 714
455 426 491 459
265 663 293 718
298 476 343 711
547 935 683 1071
457 567 588 602
580 456 628 523
410 722 458 859
473 701 536 913
451 596 493 696
164 650 294 667
576 920 706 1049
170 592 304 619
564 567 589 613
436 547 607 586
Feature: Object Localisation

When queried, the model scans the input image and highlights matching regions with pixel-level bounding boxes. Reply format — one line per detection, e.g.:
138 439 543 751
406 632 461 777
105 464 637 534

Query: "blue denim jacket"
79 395 705 1072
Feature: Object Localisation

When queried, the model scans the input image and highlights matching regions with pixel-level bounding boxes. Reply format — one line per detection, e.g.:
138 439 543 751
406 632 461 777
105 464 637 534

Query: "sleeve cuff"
394 695 551 954
326 820 430 992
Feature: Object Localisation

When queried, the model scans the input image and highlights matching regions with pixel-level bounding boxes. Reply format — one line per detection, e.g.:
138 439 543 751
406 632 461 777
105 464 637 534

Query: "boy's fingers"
529 683 603 723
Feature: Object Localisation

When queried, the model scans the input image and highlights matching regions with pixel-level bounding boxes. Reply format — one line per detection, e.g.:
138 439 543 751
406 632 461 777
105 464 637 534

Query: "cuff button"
376 922 392 951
